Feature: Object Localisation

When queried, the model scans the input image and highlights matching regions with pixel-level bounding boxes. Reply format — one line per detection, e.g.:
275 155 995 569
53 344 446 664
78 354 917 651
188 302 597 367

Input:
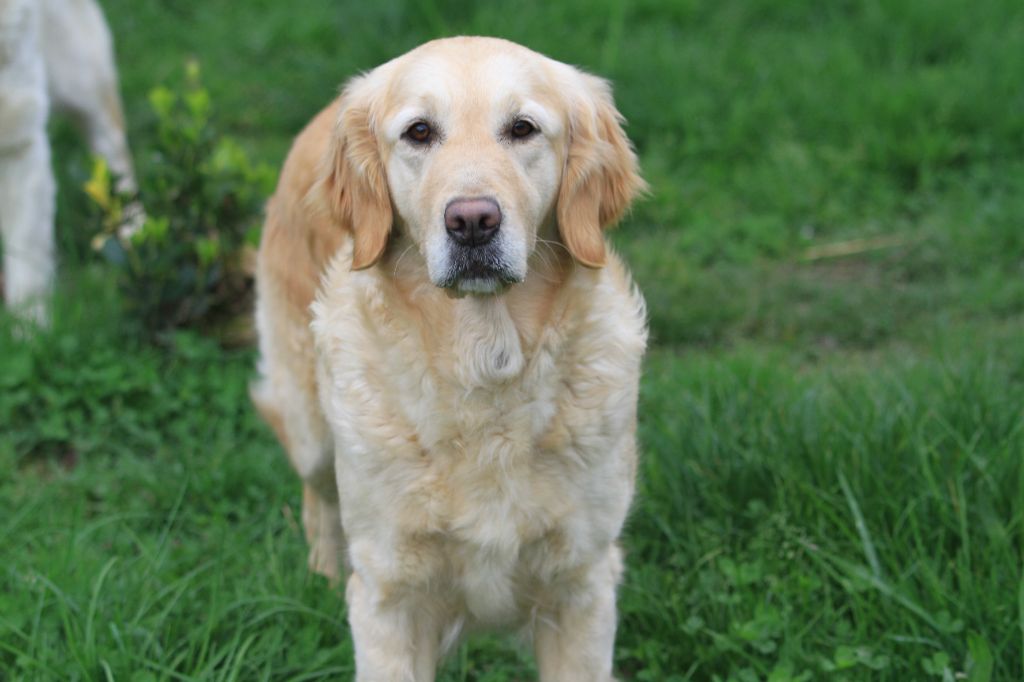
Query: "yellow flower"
83 157 111 210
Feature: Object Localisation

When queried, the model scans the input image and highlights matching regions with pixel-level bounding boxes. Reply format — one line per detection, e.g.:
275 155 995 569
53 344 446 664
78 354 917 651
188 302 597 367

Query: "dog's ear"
557 73 646 268
320 80 393 270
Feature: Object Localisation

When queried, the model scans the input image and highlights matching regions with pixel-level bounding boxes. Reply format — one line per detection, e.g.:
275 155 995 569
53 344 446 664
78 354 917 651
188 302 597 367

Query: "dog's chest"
390 329 580 540
397 370 598 621
318 272 643 622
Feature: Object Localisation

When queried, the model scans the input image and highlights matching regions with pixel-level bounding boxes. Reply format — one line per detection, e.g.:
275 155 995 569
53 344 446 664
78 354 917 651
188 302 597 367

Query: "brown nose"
444 198 502 247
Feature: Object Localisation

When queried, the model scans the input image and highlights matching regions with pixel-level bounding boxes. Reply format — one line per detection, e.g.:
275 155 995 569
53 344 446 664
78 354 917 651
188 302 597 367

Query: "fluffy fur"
0 0 137 323
253 37 647 681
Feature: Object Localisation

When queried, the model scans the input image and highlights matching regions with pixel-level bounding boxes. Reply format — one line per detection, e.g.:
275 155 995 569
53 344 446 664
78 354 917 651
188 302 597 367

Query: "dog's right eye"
404 121 433 145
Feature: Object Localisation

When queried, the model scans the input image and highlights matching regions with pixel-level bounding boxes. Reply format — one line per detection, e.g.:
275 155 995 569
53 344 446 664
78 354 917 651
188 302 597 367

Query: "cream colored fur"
253 37 647 681
0 0 137 323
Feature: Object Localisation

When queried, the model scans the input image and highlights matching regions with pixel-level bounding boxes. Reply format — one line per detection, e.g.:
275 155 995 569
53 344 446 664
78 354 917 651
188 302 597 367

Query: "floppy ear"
320 80 393 270
557 73 646 268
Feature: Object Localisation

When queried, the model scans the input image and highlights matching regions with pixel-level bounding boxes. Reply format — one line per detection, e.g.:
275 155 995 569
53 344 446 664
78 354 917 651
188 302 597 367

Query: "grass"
2 0 1023 679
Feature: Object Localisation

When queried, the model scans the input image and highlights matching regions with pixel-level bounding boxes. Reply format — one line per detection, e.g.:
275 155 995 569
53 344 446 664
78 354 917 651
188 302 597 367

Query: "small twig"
802 234 911 261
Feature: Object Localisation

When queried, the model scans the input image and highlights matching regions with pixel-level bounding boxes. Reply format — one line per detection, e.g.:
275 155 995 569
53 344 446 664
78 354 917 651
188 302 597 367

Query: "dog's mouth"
438 245 522 296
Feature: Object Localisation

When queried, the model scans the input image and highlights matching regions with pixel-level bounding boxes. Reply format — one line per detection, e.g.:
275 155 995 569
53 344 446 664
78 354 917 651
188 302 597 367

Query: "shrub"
88 61 275 341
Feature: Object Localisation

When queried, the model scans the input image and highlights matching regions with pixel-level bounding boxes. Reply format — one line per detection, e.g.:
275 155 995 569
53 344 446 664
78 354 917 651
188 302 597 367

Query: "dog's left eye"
404 121 434 145
508 119 538 140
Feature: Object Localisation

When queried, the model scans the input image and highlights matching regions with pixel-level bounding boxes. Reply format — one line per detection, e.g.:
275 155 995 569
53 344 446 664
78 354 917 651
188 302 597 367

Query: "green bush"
88 61 275 340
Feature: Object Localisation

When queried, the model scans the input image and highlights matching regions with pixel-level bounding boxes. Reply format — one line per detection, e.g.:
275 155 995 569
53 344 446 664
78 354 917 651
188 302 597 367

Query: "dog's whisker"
534 237 571 256
392 243 417 276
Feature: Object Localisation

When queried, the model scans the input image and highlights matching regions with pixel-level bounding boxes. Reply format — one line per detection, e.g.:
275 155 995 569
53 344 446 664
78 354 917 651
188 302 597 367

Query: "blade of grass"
838 470 883 580
85 557 119 658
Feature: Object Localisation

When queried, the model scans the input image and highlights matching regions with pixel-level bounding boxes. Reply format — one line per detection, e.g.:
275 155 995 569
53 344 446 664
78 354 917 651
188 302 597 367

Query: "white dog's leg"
0 131 55 325
0 0 54 324
40 0 137 193
347 572 441 682
533 547 623 682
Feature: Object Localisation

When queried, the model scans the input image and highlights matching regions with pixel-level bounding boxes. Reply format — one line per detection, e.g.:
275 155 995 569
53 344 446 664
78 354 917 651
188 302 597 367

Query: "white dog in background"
0 0 137 323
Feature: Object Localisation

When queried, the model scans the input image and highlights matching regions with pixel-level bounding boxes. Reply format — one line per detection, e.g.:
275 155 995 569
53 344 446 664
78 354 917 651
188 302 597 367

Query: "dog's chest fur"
313 253 646 624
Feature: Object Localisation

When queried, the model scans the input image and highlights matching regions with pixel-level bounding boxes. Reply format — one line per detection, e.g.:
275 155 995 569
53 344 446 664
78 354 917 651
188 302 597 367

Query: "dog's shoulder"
258 100 343 316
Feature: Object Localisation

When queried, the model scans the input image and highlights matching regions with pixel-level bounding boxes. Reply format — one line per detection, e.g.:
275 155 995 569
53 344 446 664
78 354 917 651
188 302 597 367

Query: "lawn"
2 0 1023 679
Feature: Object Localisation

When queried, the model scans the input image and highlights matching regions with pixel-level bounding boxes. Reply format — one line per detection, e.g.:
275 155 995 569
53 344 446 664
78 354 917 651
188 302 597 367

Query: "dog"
252 37 647 681
0 0 137 323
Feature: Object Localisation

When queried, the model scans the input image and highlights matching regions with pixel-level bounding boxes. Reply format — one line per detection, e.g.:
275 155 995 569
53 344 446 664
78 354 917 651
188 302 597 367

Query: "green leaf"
922 651 952 676
195 236 220 266
185 88 211 122
966 631 993 682
148 85 176 120
833 645 857 670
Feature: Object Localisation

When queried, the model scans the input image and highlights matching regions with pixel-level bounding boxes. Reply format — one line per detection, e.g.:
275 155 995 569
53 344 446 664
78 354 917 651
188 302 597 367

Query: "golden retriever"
252 36 647 681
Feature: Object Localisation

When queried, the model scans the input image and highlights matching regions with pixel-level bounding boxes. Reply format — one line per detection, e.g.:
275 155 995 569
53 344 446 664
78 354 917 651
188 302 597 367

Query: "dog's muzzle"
440 197 519 291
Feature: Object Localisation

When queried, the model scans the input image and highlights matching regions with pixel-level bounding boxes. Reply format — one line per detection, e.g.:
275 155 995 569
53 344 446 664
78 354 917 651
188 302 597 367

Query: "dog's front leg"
346 571 440 682
0 130 55 325
533 547 622 682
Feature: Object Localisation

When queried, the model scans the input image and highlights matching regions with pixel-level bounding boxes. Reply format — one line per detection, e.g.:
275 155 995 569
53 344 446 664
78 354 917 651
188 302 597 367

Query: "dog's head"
320 37 645 294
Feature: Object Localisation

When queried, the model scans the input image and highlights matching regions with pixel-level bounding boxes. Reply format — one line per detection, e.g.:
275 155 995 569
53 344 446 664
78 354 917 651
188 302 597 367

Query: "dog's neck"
380 238 578 389
450 295 524 385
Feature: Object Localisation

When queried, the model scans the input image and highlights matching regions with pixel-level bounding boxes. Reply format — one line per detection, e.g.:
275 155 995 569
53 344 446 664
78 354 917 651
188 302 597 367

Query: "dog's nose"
445 198 501 247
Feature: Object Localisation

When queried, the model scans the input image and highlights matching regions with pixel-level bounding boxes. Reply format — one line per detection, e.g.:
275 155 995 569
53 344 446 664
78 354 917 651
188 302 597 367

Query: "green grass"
3 0 1023 679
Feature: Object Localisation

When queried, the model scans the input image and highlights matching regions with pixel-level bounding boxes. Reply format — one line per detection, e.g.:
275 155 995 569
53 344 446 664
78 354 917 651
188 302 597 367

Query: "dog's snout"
445 198 501 247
